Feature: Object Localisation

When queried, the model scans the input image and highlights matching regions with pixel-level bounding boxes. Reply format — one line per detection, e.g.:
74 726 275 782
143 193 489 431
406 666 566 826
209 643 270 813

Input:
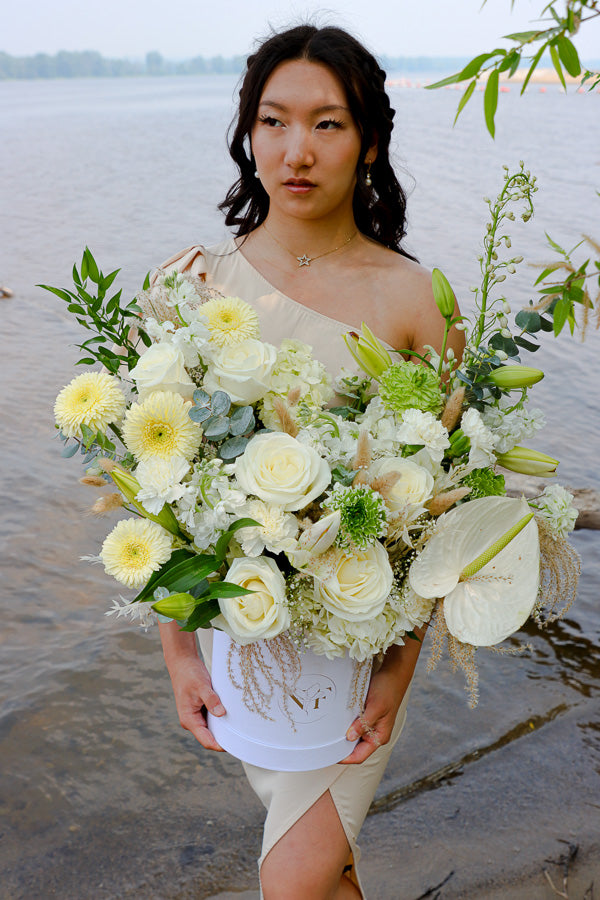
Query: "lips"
284 178 315 193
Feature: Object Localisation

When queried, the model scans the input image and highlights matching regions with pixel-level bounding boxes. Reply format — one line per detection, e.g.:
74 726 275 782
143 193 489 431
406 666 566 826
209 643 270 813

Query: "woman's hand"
159 620 226 752
339 629 426 765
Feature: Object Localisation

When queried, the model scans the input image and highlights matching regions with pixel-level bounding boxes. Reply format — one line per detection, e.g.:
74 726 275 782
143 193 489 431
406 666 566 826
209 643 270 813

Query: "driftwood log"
505 474 600 531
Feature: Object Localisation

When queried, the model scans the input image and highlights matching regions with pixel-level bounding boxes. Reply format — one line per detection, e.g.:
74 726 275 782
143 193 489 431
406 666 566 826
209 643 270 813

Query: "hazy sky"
4 0 599 61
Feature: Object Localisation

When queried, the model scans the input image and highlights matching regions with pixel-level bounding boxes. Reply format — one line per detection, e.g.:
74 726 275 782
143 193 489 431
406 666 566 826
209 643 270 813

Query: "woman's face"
251 59 371 225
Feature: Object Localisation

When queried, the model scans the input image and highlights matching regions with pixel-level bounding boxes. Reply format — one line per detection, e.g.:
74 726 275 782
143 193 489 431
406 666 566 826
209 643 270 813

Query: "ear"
364 137 378 166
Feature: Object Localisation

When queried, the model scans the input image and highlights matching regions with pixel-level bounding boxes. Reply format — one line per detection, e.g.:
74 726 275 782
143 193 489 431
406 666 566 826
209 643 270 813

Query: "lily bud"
152 591 197 620
343 323 392 380
489 365 544 390
495 446 558 477
299 510 341 556
431 268 456 318
110 465 182 536
446 428 470 459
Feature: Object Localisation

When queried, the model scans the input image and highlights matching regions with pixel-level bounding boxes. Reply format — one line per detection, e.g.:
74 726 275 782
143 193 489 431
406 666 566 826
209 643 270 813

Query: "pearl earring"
365 162 372 187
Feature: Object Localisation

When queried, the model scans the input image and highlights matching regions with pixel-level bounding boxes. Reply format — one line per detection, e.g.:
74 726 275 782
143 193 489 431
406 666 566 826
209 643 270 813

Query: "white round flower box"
208 629 371 772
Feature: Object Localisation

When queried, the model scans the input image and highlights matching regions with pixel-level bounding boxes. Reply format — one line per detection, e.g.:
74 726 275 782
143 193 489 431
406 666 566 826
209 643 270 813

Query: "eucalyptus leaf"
513 335 540 352
189 406 212 423
219 435 249 459
210 391 231 416
229 405 254 435
61 443 79 458
203 415 230 440
193 388 210 406
515 309 541 332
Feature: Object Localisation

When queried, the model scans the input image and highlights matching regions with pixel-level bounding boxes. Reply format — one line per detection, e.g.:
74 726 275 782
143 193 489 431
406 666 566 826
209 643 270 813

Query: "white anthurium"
409 496 540 646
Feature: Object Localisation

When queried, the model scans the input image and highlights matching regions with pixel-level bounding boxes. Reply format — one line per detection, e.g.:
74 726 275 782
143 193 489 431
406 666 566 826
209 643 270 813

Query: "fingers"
172 661 227 752
340 710 390 765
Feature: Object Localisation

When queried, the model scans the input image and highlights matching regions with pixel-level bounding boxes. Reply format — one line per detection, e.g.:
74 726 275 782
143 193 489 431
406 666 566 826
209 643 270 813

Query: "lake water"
1 74 599 898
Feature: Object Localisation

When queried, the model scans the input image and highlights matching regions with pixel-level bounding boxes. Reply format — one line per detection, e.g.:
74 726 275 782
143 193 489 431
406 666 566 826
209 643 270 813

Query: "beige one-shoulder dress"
156 237 412 897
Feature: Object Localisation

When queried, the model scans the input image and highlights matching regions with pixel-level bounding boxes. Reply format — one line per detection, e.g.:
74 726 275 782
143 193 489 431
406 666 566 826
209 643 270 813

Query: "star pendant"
297 254 312 267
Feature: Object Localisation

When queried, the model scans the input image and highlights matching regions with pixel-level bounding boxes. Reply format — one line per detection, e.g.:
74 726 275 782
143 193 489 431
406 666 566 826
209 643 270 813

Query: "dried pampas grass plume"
441 386 465 431
533 515 581 625
426 486 471 516
272 397 299 437
352 431 372 486
427 600 479 707
79 475 107 487
89 493 124 516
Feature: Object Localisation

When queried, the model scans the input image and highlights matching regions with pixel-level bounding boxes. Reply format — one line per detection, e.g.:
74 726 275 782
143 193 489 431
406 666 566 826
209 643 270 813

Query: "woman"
157 24 464 900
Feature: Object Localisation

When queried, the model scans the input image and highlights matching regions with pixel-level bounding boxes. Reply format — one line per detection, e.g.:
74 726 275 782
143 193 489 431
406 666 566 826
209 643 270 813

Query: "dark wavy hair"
219 24 416 259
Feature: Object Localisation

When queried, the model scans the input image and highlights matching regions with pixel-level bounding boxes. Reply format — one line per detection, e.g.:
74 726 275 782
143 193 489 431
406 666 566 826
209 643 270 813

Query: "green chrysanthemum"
325 484 388 550
461 467 506 499
378 362 443 415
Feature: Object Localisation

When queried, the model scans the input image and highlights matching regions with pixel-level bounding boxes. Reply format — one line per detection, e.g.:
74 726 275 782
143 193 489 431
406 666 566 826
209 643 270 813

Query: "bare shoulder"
358 242 447 353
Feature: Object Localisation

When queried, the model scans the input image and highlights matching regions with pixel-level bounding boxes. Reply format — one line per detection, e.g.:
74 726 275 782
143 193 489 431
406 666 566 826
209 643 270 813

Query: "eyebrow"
258 100 351 114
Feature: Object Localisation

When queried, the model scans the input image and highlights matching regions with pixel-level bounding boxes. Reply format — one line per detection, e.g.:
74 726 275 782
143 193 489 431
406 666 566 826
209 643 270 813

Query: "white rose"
369 457 434 514
212 556 290 644
203 338 277 405
234 432 330 511
315 542 393 621
130 343 195 400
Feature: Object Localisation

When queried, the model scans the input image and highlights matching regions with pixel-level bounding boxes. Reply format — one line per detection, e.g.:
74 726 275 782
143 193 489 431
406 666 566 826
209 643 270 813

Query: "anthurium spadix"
409 496 539 646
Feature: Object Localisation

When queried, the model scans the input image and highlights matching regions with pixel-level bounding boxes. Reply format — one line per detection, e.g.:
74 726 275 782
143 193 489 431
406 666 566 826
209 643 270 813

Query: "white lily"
409 496 539 646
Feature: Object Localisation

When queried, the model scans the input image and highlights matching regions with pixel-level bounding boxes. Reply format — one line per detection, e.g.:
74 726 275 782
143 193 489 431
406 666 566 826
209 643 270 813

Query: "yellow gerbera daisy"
54 371 127 438
101 518 172 588
200 296 260 347
122 391 201 462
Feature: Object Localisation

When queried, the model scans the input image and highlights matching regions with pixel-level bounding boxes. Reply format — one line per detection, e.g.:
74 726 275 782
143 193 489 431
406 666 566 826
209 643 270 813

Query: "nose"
283 125 314 169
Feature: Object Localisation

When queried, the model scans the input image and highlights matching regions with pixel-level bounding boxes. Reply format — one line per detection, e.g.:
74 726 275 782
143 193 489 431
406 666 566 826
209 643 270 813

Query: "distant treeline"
0 49 469 80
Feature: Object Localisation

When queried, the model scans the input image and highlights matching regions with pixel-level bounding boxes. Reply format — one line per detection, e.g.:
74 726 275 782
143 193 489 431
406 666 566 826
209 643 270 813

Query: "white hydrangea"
535 484 578 538
174 459 246 549
396 409 450 464
460 408 496 467
482 398 546 454
296 415 361 468
236 499 299 556
357 396 403 454
259 339 333 429
135 456 192 515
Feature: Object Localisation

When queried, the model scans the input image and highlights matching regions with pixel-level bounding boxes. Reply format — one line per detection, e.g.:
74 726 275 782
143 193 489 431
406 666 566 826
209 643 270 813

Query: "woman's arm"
340 628 426 764
159 620 226 752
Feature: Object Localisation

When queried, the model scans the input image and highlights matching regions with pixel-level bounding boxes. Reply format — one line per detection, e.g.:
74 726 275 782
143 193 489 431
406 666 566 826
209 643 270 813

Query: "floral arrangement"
46 164 581 705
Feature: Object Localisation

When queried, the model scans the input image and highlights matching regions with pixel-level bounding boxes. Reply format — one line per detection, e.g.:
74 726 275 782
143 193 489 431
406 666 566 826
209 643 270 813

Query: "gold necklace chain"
262 222 358 268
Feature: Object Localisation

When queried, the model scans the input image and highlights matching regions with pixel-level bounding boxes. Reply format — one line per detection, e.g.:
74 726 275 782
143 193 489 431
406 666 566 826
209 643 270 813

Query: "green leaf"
520 42 547 95
80 252 89 281
550 44 567 91
142 271 151 290
37 284 74 303
425 72 464 90
203 415 230 440
498 50 520 73
552 296 572 335
215 518 261 562
545 232 567 255
488 332 518 357
557 35 581 77
502 30 543 42
513 334 540 352
193 389 210 406
515 309 541 332
534 265 562 285
539 315 554 332
133 550 220 603
454 79 477 125
204 581 254 599
83 248 101 283
189 406 212 423
100 269 120 291
61 443 79 458
484 69 499 138
177 600 220 632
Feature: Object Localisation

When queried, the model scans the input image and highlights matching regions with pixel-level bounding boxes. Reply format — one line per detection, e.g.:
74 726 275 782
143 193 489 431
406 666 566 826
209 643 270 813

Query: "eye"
257 114 284 128
316 118 344 130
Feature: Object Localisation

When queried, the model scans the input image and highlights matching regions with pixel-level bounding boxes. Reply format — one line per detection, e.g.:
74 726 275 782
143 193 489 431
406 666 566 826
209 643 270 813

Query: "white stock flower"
535 484 578 538
260 338 333 430
237 499 299 556
212 556 290 644
234 432 330 511
460 408 496 467
203 338 277 404
357 396 403 454
482 400 546 454
396 409 450 463
314 541 393 622
134 456 191 515
130 342 196 400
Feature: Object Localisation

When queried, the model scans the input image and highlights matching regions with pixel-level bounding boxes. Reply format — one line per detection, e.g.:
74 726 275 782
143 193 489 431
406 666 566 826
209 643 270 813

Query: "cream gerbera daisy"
200 296 260 347
100 518 172 588
122 390 201 462
54 371 127 438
